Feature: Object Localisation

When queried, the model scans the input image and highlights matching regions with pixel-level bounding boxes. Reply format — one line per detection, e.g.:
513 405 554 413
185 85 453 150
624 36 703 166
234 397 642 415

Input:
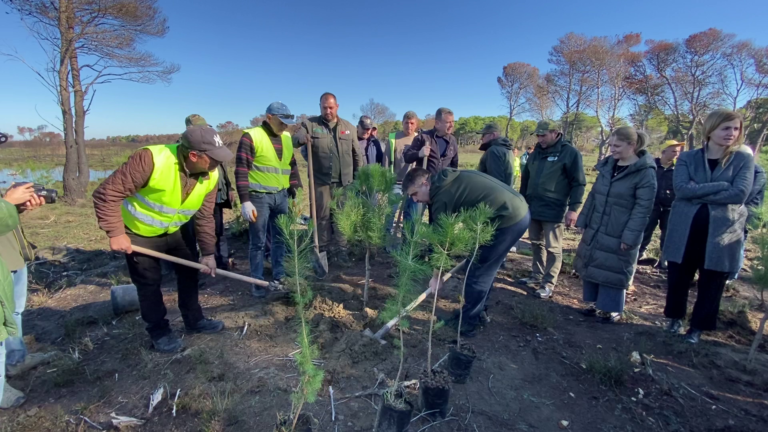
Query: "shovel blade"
311 249 329 279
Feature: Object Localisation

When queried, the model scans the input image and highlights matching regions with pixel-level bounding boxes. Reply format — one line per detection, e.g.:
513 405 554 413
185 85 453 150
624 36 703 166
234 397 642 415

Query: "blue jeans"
0 340 6 397
249 190 289 281
462 211 531 324
4 265 28 366
729 232 747 281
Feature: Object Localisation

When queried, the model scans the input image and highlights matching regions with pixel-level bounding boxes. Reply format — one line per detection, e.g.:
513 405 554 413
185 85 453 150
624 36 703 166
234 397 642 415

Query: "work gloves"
241 201 257 223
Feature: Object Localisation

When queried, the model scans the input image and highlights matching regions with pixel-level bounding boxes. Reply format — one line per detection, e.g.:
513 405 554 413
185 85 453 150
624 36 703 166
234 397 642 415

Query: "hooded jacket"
574 151 657 289
429 169 528 228
477 137 514 186
0 198 21 342
519 135 586 222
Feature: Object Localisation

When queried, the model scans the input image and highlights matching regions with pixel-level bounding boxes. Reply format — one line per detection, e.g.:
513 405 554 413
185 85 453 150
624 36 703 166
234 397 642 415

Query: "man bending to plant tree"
403 167 530 336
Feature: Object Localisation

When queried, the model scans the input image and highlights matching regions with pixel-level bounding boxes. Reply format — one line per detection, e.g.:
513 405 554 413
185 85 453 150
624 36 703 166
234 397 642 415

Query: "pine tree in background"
276 192 324 431
334 164 398 307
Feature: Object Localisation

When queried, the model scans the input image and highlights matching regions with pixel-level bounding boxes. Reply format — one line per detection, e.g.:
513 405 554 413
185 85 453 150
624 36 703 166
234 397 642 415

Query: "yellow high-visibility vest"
121 144 218 237
243 126 293 193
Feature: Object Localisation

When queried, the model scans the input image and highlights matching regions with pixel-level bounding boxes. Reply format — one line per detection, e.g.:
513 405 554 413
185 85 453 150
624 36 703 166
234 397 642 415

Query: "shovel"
305 137 329 279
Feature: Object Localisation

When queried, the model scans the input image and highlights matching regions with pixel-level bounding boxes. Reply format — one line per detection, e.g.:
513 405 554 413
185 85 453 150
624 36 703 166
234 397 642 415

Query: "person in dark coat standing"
476 122 514 186
638 140 684 268
574 126 656 323
663 109 754 344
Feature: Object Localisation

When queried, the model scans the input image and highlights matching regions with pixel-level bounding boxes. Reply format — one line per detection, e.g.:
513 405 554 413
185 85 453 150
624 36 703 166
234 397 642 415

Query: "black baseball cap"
358 116 374 129
180 126 234 163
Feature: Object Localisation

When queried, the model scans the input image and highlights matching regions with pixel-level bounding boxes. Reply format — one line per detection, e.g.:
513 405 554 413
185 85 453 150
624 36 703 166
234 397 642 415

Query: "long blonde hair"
703 109 744 166
611 126 649 155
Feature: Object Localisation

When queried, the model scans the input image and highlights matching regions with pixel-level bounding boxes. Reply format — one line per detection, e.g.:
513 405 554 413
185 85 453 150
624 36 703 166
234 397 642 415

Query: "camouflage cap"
477 122 501 135
185 114 208 127
532 119 560 135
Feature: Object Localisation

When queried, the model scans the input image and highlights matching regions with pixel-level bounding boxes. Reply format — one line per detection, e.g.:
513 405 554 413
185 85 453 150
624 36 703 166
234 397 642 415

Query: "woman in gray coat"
663 109 754 343
575 126 656 323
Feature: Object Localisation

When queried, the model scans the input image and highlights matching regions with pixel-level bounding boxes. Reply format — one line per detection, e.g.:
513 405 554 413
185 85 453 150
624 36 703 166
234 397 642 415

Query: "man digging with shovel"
93 125 233 353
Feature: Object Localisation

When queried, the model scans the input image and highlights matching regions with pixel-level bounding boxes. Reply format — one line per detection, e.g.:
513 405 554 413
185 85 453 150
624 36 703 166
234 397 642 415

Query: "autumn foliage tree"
3 0 179 201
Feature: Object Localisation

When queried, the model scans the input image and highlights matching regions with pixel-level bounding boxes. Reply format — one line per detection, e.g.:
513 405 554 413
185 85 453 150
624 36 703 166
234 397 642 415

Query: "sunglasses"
276 114 295 121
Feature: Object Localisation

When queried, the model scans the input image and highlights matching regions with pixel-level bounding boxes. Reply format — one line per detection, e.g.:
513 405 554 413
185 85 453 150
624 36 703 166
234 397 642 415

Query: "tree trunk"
363 248 370 308
755 122 768 156
505 109 513 138
686 129 696 151
58 0 80 202
69 45 90 198
747 307 767 365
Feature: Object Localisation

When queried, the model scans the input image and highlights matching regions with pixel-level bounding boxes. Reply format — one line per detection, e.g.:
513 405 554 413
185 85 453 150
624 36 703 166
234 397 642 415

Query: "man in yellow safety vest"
236 102 302 297
93 125 233 353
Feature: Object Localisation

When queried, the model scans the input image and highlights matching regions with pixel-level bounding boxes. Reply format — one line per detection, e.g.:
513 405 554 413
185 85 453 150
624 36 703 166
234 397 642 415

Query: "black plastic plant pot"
447 344 477 384
376 400 413 432
419 368 451 419
275 413 312 432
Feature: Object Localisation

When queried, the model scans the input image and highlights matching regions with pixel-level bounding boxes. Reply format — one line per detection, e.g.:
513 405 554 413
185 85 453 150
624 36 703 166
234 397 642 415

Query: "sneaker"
534 287 553 299
6 352 58 378
665 319 683 334
684 328 702 344
152 334 183 353
0 383 26 409
251 284 267 298
185 318 224 334
597 311 622 323
581 305 597 317
510 247 517 253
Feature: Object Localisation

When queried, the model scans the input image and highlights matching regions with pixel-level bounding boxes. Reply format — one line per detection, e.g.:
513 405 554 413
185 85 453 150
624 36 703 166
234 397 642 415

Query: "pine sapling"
747 203 768 364
456 204 496 349
333 164 397 307
423 214 473 375
276 193 324 431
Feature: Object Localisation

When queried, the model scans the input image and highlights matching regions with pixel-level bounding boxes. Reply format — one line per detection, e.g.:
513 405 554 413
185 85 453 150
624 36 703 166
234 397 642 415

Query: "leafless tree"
359 98 396 124
3 0 179 201
497 62 538 137
547 33 595 140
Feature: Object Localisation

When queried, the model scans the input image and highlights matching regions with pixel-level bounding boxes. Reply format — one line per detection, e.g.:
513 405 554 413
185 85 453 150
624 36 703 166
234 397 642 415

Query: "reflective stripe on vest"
243 126 293 193
121 144 219 236
389 133 396 173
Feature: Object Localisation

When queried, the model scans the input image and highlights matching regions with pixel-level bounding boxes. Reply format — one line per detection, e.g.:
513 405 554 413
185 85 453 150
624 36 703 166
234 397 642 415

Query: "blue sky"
1 0 767 138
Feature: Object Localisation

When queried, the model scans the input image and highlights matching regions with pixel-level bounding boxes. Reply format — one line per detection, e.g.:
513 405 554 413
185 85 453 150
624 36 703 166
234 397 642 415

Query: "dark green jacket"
574 152 656 289
0 198 20 342
477 137 514 186
292 116 363 186
519 135 586 222
429 169 528 228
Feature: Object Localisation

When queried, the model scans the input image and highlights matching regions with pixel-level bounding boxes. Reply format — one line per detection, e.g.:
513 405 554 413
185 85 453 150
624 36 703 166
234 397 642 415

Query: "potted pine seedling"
275 194 324 432
375 220 431 432
334 164 397 308
447 204 495 384
419 213 472 418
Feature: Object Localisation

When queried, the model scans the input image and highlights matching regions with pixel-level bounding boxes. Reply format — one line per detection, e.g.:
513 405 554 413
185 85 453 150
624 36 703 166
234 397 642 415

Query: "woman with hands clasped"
662 110 754 344
574 126 657 323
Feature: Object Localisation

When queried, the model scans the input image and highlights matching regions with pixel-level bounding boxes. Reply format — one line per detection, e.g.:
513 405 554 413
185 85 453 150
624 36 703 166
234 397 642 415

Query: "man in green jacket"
293 93 363 260
1 197 26 409
403 167 530 336
476 123 515 187
519 120 586 299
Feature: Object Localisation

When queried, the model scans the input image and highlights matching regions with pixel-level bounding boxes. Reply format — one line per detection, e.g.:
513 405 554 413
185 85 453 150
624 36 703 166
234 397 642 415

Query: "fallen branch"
79 415 102 430
748 307 767 365
330 386 336 421
488 374 499 401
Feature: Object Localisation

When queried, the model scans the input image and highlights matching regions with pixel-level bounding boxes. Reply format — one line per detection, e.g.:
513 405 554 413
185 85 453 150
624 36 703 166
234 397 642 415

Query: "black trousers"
180 205 229 268
125 230 204 340
664 224 729 331
639 205 670 258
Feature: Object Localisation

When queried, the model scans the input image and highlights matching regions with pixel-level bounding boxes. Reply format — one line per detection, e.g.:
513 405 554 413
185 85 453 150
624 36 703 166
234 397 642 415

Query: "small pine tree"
276 192 324 431
333 164 397 307
747 202 768 364
423 213 473 375
380 219 431 404
456 205 496 349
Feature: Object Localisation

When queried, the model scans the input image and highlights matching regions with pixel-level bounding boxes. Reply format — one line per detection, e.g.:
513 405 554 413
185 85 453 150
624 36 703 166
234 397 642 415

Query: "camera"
12 182 59 204
0 132 8 145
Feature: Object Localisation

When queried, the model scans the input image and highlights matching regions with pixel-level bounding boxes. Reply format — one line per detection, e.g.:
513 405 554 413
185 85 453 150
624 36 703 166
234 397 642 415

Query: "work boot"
597 311 622 324
518 277 542 288
581 304 597 317
665 319 683 334
6 352 58 378
534 287 553 299
684 328 702 344
0 383 26 409
185 318 224 334
151 334 183 354
251 284 267 298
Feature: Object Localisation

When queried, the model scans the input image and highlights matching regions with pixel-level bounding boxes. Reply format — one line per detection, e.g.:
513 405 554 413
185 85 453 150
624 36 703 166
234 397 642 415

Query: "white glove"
241 201 257 222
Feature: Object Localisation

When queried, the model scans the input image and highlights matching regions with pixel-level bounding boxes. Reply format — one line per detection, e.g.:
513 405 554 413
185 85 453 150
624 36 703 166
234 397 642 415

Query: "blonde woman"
574 126 656 323
663 110 754 343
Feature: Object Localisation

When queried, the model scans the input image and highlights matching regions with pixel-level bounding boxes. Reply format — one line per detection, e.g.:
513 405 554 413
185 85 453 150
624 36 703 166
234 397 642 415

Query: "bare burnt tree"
3 0 179 201
359 98 396 125
497 62 538 137
547 33 595 140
